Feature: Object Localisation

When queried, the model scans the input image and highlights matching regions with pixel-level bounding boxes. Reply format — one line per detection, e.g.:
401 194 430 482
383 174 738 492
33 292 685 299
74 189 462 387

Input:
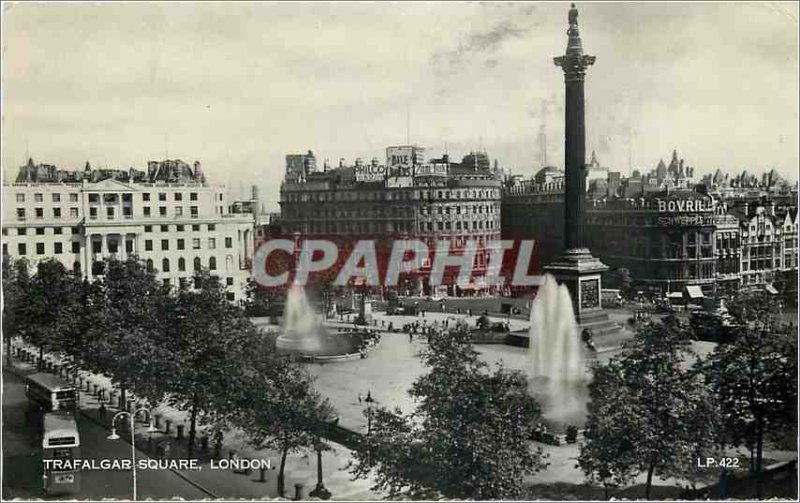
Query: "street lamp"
107 407 156 501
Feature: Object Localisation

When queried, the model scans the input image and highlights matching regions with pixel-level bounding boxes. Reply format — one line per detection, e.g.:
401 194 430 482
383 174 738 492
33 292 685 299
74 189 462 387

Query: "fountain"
528 273 589 428
275 286 364 359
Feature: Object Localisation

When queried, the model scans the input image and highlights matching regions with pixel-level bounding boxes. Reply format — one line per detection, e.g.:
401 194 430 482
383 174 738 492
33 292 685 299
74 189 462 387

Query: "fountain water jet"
275 286 364 358
275 286 325 354
528 273 588 427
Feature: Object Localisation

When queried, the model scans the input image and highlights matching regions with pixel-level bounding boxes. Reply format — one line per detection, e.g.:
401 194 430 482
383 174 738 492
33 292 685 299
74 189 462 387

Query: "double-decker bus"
25 373 78 415
42 413 81 495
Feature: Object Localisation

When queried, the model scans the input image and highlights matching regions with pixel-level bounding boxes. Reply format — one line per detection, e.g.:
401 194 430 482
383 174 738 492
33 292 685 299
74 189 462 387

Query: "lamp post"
107 407 156 501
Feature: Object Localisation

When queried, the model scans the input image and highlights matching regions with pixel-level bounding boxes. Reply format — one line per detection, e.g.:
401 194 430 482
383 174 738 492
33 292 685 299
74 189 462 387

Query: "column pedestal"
545 249 621 338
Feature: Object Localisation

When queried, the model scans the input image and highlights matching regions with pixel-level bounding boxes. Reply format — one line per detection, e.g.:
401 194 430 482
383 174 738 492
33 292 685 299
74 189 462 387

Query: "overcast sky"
2 2 798 209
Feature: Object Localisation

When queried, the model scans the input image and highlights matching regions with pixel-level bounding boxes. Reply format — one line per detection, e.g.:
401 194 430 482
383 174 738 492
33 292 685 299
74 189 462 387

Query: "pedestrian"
358 393 362 404
409 332 413 343
366 391 373 402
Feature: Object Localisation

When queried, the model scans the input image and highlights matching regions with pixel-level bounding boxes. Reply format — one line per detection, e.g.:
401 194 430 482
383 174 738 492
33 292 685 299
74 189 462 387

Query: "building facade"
503 169 799 298
276 146 503 295
2 159 254 302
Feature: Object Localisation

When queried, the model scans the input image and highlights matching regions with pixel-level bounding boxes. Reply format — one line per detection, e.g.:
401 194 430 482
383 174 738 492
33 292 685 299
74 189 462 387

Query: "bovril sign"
657 198 715 213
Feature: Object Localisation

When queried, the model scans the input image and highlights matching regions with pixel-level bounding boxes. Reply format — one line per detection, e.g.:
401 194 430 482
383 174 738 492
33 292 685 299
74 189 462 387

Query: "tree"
235 349 336 497
705 294 797 497
84 257 171 408
160 270 263 460
19 259 81 369
1 257 31 365
606 267 632 298
349 325 547 499
578 316 719 499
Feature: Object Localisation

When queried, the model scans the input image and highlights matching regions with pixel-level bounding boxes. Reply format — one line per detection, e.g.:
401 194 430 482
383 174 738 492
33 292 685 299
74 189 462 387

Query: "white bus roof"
43 414 80 447
26 372 73 391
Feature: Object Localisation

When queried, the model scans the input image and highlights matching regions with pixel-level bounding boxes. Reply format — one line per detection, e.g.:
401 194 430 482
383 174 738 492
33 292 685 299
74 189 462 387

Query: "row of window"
144 224 216 232
144 237 233 251
16 207 80 220
15 193 79 203
284 188 501 203
3 226 81 236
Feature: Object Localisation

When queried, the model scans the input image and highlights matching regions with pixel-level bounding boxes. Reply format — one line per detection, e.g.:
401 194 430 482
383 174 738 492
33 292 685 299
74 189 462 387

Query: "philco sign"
656 199 715 213
355 164 387 182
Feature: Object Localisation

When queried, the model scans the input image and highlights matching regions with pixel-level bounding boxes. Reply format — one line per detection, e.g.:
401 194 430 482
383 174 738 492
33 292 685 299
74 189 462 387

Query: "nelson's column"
546 4 617 334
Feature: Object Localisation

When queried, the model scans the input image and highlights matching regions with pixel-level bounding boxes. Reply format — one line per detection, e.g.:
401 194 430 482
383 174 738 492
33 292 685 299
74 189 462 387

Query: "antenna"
406 107 410 145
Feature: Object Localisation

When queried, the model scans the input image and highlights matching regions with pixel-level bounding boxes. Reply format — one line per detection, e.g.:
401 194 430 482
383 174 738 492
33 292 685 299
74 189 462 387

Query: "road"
2 369 209 500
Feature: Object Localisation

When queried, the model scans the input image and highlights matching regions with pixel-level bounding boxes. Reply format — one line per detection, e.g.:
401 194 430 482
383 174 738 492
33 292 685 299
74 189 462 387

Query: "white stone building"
2 160 255 302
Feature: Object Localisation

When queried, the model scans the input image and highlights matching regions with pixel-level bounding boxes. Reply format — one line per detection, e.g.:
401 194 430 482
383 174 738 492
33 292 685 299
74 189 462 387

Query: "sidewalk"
6 340 380 500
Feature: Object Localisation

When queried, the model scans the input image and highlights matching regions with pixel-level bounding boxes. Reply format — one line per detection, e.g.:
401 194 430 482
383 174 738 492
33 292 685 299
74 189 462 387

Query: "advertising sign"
355 164 387 182
386 176 413 188
414 163 448 177
386 146 425 167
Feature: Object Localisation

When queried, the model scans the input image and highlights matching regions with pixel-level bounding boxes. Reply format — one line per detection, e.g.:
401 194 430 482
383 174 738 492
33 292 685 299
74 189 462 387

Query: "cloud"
431 12 535 77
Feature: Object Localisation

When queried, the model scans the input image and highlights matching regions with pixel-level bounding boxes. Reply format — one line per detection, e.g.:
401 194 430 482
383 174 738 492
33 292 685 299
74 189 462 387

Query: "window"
178 257 186 272
192 238 201 250
144 225 153 232
159 207 167 217
159 193 167 201
53 242 63 255
52 193 61 202
177 225 184 232
36 243 45 255
194 257 202 271
16 208 25 220
70 208 79 218
72 242 80 253
146 259 154 272
208 238 216 249
143 193 151 202
18 243 26 255
226 292 235 301
36 228 45 235
144 207 151 217
71 227 79 234
192 225 200 231
209 257 217 270
208 224 216 231
35 208 44 219
69 193 78 202
90 207 98 219
54 227 63 235
225 237 233 248
34 193 43 202
190 192 198 201
175 193 183 201
92 241 101 253
107 207 115 219
226 277 234 286
162 258 170 273
160 225 169 232
145 240 153 251
175 207 183 217
190 206 198 218
161 239 169 251
89 194 99 203
177 239 185 250
16 194 24 203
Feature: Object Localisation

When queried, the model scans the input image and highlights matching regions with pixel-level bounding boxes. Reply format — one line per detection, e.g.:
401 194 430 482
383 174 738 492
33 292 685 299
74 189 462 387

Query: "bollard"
86 381 91 392
93 384 99 395
147 436 153 452
165 420 172 435
259 467 268 483
176 424 185 440
154 415 161 428
294 483 306 501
